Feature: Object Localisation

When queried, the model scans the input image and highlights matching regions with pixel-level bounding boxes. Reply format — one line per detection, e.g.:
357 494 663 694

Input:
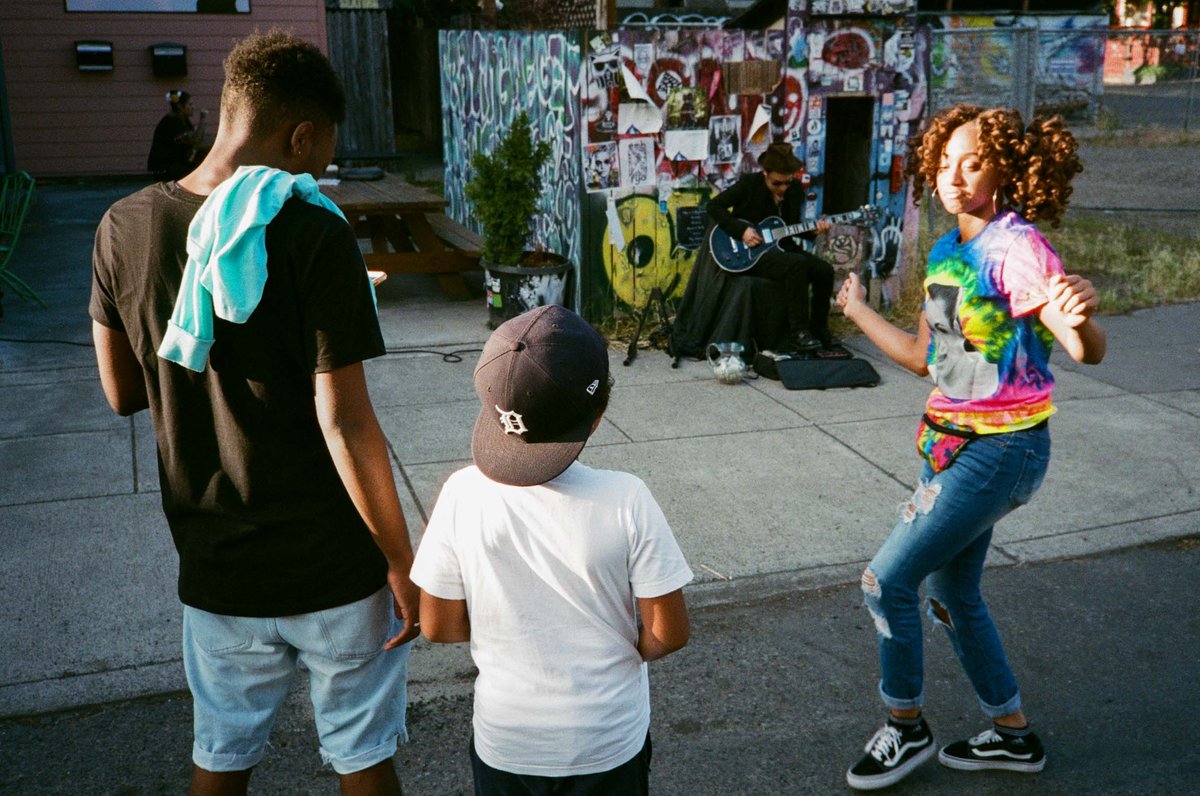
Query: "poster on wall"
663 130 709 163
675 205 710 251
811 0 914 13
591 52 622 89
708 115 741 166
66 0 250 10
633 43 655 79
619 137 656 190
665 87 708 130
747 105 772 147
583 142 619 192
618 65 664 135
619 102 663 135
594 107 619 139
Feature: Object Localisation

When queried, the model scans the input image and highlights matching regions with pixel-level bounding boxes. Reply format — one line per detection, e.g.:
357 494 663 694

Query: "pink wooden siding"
0 0 328 177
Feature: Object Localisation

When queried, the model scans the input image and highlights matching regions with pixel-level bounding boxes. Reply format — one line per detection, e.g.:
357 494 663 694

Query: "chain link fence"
930 26 1200 131
1098 29 1199 131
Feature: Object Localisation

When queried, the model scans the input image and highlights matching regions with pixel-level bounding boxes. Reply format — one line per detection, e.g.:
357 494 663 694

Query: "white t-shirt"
410 461 694 777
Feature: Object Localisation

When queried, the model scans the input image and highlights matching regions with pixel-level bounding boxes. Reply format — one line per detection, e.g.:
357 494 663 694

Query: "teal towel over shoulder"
158 165 369 372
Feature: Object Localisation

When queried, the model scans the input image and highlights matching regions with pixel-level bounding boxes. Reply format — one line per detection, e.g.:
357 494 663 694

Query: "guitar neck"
773 210 862 239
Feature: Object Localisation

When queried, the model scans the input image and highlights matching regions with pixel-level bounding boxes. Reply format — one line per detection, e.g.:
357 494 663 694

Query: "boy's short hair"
472 306 610 487
221 29 345 136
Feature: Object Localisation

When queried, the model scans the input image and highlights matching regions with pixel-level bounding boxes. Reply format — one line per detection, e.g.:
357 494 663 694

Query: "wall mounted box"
150 43 187 78
75 41 114 72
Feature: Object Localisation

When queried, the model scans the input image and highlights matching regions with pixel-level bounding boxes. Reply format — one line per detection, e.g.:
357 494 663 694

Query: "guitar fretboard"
764 210 869 244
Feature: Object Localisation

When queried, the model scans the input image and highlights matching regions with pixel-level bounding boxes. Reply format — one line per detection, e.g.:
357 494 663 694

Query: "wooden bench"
411 213 483 300
320 174 482 300
425 213 482 256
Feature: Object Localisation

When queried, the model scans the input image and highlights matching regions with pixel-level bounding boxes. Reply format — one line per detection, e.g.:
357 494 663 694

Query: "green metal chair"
0 171 43 312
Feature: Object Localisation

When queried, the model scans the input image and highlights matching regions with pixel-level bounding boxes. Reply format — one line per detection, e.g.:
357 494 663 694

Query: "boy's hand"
385 568 421 649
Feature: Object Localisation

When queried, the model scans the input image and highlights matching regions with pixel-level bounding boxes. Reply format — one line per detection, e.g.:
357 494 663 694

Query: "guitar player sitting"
706 143 838 354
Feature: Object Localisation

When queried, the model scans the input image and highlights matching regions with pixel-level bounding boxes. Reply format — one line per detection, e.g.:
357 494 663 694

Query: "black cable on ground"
383 347 482 363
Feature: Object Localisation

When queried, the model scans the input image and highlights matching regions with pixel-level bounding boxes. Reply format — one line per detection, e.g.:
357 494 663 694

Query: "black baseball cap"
471 305 609 486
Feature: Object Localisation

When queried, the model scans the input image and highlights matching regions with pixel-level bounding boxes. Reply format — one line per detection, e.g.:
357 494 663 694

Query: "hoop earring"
993 187 1003 212
931 187 938 199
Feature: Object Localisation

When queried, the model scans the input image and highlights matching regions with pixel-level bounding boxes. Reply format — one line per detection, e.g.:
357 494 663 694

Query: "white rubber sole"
846 742 936 790
938 748 1047 773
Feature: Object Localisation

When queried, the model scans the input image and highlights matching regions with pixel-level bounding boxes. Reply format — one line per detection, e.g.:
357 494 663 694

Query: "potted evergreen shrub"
465 111 571 328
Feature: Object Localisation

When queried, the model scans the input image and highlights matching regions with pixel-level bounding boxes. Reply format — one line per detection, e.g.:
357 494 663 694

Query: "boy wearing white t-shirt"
410 305 693 794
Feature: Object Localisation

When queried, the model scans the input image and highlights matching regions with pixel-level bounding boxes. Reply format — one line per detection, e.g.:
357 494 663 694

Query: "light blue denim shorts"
182 585 410 775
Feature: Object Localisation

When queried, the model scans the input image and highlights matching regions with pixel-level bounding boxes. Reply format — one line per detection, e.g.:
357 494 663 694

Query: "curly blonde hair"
904 104 1082 227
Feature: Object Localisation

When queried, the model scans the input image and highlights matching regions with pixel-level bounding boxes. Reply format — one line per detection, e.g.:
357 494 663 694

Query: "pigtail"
1012 114 1082 228
974 108 1024 211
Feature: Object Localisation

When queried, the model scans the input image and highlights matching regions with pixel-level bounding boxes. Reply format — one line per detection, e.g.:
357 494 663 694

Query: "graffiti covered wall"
581 11 927 316
439 30 585 299
790 14 928 286
439 10 929 321
581 27 793 316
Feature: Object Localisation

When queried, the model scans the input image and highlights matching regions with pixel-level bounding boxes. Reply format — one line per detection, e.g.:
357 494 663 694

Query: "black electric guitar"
710 205 879 273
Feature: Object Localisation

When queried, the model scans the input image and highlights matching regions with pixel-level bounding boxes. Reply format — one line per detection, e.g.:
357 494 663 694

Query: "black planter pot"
482 253 572 329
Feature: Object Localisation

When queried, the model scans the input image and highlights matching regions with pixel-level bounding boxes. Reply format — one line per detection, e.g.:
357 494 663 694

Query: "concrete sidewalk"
1 177 1198 730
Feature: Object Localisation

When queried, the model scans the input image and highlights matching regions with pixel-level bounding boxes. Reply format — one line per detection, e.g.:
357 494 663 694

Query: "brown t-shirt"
90 181 388 617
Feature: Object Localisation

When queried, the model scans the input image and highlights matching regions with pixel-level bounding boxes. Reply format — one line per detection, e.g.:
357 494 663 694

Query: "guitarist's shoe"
787 331 822 353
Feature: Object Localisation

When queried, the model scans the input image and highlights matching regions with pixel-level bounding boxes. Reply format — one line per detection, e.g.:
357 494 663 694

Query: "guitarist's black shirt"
707 173 814 246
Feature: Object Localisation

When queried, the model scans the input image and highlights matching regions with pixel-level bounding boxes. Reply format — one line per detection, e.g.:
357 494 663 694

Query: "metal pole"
1185 30 1198 132
0 36 14 174
1014 27 1036 123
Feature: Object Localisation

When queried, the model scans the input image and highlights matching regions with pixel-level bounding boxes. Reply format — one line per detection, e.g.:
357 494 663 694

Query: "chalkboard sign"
675 205 709 251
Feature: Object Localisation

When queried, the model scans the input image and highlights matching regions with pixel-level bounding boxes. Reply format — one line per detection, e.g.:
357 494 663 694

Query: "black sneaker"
846 718 936 790
790 331 821 353
817 333 842 350
938 728 1046 773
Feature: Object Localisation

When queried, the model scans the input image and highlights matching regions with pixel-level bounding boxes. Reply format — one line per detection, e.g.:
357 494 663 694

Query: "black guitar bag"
755 352 881 390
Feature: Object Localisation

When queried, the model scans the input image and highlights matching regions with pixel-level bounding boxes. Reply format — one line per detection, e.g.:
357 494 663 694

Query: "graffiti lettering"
440 31 583 274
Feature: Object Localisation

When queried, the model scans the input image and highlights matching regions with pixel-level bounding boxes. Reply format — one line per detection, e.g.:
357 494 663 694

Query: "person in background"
93 31 418 795
707 142 837 354
838 103 1105 790
148 89 207 181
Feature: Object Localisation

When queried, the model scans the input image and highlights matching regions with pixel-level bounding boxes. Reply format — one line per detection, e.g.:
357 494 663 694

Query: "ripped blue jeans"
861 425 1049 718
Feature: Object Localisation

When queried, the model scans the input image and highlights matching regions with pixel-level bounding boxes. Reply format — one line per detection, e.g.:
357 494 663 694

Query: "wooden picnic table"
319 173 481 299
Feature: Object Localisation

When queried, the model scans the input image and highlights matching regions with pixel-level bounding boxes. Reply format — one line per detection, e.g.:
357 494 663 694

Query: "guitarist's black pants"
746 248 834 341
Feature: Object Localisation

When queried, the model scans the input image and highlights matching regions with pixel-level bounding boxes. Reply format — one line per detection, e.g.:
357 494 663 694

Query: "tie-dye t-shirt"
923 210 1063 434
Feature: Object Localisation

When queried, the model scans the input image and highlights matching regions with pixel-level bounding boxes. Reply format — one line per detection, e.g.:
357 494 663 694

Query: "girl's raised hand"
1047 274 1098 327
837 271 868 311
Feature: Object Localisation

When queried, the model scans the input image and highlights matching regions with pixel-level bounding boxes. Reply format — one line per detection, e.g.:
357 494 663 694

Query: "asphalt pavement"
0 166 1198 794
2 537 1197 795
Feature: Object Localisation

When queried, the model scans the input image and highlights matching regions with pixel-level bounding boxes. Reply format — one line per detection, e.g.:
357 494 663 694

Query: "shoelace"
970 728 1005 746
865 725 905 760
